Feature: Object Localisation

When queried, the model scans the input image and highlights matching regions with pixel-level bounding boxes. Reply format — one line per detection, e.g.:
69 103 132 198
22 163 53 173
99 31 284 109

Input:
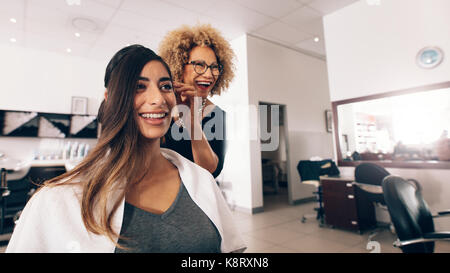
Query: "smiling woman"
5 44 246 253
158 24 236 178
133 62 174 139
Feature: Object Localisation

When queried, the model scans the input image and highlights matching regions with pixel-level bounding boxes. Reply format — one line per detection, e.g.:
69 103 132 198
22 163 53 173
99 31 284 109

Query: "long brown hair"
44 45 173 246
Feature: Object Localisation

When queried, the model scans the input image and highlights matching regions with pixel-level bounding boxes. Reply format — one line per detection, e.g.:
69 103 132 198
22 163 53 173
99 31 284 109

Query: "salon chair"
353 162 392 240
382 175 450 253
0 165 32 236
297 159 339 226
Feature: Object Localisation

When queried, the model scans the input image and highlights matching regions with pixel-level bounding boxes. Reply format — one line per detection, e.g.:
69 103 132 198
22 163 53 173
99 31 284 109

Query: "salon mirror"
332 81 450 169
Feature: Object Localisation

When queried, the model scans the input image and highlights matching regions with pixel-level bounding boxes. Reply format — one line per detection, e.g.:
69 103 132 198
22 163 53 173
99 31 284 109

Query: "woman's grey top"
115 182 221 253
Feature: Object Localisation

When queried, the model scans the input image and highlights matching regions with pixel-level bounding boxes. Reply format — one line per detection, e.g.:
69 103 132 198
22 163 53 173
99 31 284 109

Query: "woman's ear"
104 89 108 101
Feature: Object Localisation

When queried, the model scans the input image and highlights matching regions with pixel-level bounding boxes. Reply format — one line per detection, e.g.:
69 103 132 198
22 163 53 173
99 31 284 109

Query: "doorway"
259 102 291 210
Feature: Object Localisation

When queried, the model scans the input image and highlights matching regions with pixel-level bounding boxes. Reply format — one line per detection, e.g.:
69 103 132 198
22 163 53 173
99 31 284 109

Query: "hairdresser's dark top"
115 182 221 253
162 105 227 178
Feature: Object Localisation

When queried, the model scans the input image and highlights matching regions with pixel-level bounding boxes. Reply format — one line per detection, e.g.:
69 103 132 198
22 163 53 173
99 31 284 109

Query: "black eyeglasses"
185 60 223 76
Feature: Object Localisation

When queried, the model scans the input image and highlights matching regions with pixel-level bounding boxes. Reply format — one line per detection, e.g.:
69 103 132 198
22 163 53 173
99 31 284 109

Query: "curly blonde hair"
158 24 235 96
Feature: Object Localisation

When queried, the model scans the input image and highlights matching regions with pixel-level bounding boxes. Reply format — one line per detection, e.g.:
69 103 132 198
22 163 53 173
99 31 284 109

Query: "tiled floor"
234 187 450 253
1 186 450 253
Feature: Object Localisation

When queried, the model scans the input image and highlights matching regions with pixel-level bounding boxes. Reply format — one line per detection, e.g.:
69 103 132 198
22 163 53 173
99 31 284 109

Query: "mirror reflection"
336 86 450 164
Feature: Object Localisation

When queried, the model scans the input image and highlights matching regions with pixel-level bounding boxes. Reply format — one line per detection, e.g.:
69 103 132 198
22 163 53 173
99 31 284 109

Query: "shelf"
0 109 98 139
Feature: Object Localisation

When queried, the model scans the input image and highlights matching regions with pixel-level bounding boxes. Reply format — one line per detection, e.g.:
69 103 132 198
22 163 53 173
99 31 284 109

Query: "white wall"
246 35 334 207
212 34 334 212
324 0 450 101
0 44 105 160
0 44 105 114
210 35 254 212
324 0 450 228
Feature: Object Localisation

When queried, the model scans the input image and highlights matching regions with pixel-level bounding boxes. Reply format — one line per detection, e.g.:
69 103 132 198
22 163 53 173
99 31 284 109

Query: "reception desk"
320 175 376 233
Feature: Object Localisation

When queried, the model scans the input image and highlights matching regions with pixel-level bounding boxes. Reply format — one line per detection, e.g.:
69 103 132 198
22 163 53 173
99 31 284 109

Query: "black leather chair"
0 167 33 236
353 162 391 239
354 162 390 205
382 175 450 253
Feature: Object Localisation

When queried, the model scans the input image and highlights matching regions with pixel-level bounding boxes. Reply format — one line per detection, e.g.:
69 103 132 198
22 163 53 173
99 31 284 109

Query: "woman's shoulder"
31 181 83 208
161 148 213 177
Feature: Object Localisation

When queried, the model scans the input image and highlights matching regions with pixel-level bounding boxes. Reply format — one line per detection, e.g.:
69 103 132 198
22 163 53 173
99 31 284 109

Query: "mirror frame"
331 81 450 170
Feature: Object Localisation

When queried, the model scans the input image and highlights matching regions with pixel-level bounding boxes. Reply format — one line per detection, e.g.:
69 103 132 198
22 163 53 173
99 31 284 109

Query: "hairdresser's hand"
173 81 207 115
173 81 204 131
173 81 194 106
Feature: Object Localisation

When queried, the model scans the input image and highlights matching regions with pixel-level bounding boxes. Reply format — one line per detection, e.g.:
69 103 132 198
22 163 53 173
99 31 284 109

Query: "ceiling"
0 0 360 63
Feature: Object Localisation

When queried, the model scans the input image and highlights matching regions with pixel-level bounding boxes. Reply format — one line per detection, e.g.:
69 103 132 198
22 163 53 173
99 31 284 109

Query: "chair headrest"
354 162 390 186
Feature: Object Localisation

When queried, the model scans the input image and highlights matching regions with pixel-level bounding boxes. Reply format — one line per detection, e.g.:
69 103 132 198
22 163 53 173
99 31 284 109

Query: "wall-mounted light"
9 38 16 43
9 18 17 23
74 32 81 37
416 46 444 69
66 48 72 53
314 37 320 43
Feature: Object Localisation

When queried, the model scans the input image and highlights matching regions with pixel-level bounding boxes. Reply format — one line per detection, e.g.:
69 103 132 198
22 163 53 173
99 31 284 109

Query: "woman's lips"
195 81 212 92
139 112 168 126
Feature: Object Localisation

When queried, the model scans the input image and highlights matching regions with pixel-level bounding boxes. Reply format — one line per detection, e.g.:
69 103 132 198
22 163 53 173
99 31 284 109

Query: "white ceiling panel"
25 3 69 27
307 0 359 15
99 23 162 48
108 10 170 37
0 17 24 35
296 0 315 4
27 0 117 22
0 28 25 46
280 6 322 28
0 0 26 34
202 1 275 33
91 0 123 9
234 0 304 18
0 0 25 18
162 0 219 14
24 30 91 57
121 0 208 33
253 21 312 45
0 0 361 61
294 18 324 37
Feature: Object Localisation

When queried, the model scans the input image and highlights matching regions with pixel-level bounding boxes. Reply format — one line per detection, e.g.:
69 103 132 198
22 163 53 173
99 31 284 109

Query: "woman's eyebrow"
138 77 171 83
192 59 218 64
159 77 172 83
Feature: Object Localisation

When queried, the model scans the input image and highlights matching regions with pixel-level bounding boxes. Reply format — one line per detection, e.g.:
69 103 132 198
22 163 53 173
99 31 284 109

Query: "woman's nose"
204 67 214 78
144 86 165 105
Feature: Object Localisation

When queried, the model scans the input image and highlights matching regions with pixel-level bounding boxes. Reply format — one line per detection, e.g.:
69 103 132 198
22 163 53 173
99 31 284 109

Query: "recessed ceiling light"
10 38 16 43
74 32 81 37
10 18 17 23
72 17 98 32
66 48 72 53
314 37 320 42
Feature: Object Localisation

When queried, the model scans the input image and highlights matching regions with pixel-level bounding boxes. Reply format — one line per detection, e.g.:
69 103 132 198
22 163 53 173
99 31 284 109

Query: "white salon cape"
6 148 246 253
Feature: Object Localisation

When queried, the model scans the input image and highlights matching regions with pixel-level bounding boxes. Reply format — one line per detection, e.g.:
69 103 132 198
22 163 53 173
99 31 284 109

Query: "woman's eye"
137 83 146 91
195 62 206 68
160 83 173 92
